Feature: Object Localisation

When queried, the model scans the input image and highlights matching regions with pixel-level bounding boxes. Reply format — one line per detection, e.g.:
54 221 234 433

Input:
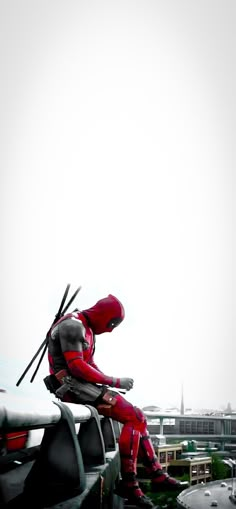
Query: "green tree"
211 453 229 480
143 478 189 509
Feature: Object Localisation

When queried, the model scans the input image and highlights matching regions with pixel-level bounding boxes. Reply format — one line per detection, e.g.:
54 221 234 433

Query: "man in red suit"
47 294 186 508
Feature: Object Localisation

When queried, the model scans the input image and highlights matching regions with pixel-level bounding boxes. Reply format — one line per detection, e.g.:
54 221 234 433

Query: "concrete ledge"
0 396 123 509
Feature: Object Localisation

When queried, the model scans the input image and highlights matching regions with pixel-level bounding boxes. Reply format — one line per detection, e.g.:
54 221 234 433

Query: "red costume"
47 294 185 508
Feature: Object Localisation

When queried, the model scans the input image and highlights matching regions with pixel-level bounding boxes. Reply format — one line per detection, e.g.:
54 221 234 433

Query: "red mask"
82 294 125 334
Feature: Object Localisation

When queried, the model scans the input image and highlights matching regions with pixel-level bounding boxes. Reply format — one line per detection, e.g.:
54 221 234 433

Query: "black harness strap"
30 286 82 383
16 284 81 386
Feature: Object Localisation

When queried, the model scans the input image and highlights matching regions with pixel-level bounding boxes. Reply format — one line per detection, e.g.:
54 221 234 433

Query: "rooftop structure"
177 478 236 508
145 411 236 450
169 456 212 485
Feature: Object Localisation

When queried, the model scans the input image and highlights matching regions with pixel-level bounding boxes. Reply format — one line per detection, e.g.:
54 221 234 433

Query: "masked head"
82 294 125 334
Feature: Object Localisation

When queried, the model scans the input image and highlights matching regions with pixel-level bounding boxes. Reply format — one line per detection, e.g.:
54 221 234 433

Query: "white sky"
0 0 235 411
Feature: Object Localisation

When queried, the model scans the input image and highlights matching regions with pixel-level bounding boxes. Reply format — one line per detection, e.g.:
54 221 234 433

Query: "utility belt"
43 370 117 409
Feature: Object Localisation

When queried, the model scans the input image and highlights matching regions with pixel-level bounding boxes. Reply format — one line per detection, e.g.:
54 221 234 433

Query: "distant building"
137 440 212 485
147 417 227 436
142 406 161 412
169 456 212 485
225 402 233 414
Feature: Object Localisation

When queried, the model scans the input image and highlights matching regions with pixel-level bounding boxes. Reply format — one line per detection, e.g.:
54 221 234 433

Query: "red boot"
151 470 189 492
115 480 158 508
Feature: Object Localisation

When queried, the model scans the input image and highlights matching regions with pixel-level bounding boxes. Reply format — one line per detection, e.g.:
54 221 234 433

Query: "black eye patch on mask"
106 317 123 329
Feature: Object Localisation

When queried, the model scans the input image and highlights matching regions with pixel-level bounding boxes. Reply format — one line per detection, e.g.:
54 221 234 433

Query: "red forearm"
89 359 104 373
89 359 121 388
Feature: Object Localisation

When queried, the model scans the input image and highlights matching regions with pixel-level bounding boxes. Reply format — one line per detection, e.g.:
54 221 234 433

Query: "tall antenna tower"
180 382 184 415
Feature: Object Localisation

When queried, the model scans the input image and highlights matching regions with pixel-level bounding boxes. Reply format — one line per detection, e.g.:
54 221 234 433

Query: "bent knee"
133 407 147 432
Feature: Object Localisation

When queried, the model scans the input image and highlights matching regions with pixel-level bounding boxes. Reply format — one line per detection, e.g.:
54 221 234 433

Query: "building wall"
169 458 212 485
148 418 225 436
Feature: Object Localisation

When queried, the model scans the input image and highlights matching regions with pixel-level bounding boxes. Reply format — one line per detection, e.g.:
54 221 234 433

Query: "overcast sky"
0 0 235 411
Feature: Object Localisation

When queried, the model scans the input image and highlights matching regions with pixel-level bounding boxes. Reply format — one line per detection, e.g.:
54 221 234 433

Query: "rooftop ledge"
0 392 91 431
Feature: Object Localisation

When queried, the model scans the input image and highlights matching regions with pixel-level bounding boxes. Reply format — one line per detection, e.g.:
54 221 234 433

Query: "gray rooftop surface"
177 478 236 508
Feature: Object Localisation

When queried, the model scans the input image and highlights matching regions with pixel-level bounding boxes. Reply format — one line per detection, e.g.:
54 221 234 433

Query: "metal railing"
0 392 123 509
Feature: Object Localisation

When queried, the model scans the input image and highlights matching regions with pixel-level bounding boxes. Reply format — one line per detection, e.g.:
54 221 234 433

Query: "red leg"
97 393 155 508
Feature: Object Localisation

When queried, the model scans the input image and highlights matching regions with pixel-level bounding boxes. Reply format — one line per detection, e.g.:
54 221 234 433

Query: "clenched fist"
119 377 134 391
